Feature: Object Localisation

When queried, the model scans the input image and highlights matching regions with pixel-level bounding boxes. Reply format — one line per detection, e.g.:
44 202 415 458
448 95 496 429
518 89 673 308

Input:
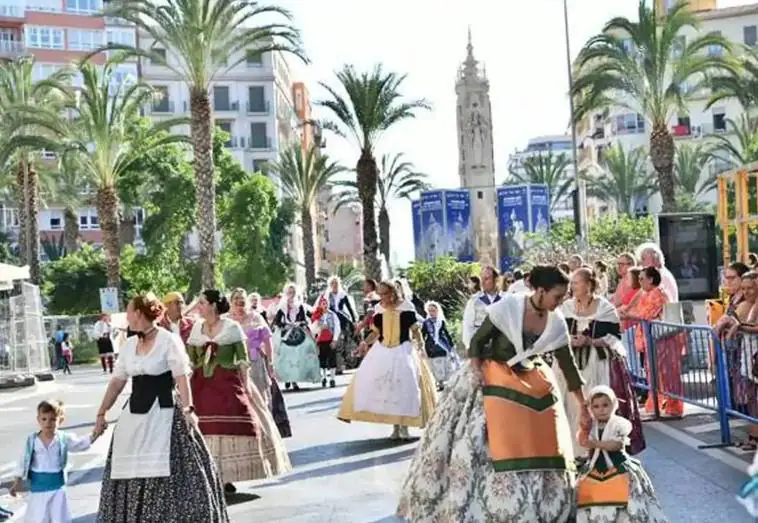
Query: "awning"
0 263 30 283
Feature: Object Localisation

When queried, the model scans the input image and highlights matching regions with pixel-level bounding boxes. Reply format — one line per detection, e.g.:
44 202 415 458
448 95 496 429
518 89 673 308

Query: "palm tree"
708 45 758 110
0 57 71 282
571 0 734 212
100 0 305 289
7 58 189 288
674 143 715 200
48 151 90 254
583 145 657 215
331 152 429 267
707 115 758 168
507 151 573 215
267 143 346 290
317 65 430 280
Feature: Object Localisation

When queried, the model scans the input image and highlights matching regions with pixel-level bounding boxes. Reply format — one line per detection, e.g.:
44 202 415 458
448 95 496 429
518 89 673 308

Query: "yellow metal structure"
716 163 758 266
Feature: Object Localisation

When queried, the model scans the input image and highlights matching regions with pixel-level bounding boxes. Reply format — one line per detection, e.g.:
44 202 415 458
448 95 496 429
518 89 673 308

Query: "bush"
406 257 479 322
72 341 100 365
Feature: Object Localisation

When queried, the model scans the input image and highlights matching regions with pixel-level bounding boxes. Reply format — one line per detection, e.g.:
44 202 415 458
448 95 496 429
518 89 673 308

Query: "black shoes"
322 378 327 387
329 379 336 388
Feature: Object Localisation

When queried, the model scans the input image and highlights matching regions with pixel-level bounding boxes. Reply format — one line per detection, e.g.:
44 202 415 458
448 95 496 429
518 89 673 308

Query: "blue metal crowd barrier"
622 320 757 447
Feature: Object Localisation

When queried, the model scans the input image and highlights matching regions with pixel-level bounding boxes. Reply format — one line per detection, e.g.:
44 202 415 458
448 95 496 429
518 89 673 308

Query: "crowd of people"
8 246 758 521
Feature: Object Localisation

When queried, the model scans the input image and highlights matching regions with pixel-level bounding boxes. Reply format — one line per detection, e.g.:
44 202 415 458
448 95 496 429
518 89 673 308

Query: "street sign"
99 287 120 314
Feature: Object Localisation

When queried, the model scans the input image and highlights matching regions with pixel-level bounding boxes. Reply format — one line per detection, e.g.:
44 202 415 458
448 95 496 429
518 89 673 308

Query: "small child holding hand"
10 399 100 523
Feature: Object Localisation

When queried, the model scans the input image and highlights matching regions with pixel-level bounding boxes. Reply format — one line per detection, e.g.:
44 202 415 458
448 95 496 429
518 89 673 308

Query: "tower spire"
466 26 474 60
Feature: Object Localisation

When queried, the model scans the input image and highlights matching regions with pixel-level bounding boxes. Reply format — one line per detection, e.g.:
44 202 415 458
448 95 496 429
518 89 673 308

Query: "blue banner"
411 199 422 260
529 183 550 233
419 191 446 261
443 190 474 262
497 185 529 271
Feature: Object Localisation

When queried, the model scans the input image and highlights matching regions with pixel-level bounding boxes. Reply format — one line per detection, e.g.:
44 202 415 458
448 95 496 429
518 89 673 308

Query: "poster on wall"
528 183 551 233
443 190 474 262
411 199 422 260
419 191 446 262
497 185 529 271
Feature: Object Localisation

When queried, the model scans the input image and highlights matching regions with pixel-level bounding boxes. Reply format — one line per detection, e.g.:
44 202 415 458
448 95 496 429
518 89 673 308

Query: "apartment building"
314 191 363 274
578 0 758 213
507 135 608 221
0 0 141 249
139 33 303 183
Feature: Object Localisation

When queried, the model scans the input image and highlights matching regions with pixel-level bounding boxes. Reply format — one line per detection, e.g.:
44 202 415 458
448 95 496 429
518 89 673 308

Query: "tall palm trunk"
96 185 121 289
16 159 40 283
649 124 676 212
26 163 40 284
357 151 380 280
14 162 26 263
378 205 391 272
63 207 80 254
119 208 136 248
301 206 316 292
190 87 217 290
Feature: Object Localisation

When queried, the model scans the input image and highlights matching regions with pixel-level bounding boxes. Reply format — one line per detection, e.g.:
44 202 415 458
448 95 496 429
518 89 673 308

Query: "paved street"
0 366 755 522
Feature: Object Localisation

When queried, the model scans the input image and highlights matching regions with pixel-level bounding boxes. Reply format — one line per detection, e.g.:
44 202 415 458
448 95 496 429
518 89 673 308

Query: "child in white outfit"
10 399 98 523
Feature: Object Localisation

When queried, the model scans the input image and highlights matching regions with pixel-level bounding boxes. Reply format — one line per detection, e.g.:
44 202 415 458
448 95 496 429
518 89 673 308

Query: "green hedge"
72 341 100 365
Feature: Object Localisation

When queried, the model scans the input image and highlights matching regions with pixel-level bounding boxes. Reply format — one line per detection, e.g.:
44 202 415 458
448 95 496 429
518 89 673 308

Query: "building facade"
507 135 608 221
456 29 498 266
579 0 758 213
0 1 140 250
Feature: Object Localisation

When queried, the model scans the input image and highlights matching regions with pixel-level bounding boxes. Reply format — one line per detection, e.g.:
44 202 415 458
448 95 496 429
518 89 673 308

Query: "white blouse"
113 328 191 379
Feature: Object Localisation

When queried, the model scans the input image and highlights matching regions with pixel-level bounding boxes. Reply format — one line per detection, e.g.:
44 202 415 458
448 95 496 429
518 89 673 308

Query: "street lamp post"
563 0 587 243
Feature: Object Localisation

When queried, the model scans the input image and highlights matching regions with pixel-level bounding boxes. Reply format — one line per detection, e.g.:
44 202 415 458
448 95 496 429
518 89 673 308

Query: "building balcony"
246 101 270 115
0 2 23 18
245 136 272 151
672 124 692 138
104 16 132 25
700 122 729 135
213 100 239 112
0 40 25 56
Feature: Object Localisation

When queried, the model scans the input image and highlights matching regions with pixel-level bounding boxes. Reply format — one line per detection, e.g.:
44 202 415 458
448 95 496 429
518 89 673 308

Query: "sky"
277 0 752 266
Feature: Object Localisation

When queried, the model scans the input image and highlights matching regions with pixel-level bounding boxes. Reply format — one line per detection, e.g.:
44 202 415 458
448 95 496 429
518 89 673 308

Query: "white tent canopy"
0 263 30 286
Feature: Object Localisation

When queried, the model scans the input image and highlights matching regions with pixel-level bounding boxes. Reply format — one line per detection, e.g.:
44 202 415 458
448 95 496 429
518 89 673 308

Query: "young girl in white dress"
10 400 97 523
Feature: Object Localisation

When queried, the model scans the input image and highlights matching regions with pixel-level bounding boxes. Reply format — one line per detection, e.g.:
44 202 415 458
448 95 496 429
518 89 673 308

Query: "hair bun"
217 296 231 314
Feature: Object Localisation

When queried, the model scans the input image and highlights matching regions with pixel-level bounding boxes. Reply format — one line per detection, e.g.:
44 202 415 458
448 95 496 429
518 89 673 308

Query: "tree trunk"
189 87 217 290
119 208 136 248
96 184 121 289
649 124 676 212
356 151 380 281
14 162 26 263
16 159 41 284
301 206 316 293
63 207 80 254
378 205 391 274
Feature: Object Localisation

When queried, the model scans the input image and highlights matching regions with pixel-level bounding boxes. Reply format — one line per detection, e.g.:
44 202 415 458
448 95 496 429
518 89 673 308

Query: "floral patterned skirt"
576 459 669 523
397 363 575 523
97 407 229 523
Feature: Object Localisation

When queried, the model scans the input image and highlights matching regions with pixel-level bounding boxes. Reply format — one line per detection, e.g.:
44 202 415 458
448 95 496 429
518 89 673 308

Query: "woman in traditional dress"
227 289 294 467
576 385 668 523
421 301 458 390
249 292 268 324
338 281 437 441
94 293 228 522
559 268 645 459
272 283 319 391
394 278 425 318
397 265 589 522
185 290 265 495
92 313 115 374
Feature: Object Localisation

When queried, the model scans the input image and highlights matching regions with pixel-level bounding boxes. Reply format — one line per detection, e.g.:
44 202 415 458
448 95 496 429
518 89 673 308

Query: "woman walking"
559 267 645 459
92 314 115 374
272 283 319 390
94 292 228 522
338 281 437 441
398 266 589 522
186 290 265 495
